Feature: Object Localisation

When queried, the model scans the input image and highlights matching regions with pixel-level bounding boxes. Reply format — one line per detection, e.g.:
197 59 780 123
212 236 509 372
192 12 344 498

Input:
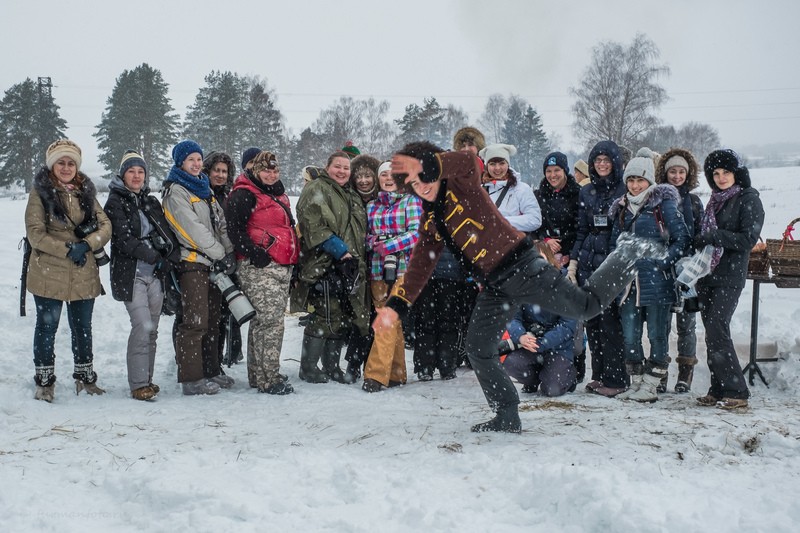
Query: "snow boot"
73 366 106 396
574 350 586 384
344 360 362 383
628 366 668 403
362 378 384 393
182 379 221 395
259 381 294 395
209 372 235 389
471 405 522 434
617 363 644 401
657 356 672 393
674 356 698 393
132 386 156 401
299 334 329 383
322 338 351 384
34 371 56 403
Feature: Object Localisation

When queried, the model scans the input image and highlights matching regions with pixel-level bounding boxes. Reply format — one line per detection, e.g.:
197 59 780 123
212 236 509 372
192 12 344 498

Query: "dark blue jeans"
619 298 671 368
33 295 95 369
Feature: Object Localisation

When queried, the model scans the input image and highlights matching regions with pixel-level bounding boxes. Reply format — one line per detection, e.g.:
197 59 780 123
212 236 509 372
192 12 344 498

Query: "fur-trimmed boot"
322 338 352 384
617 362 644 401
674 356 698 393
34 368 56 403
628 365 668 403
299 335 329 383
73 364 106 396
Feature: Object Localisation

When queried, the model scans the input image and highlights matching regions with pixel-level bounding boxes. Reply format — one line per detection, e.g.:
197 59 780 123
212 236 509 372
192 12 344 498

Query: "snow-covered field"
2 167 799 532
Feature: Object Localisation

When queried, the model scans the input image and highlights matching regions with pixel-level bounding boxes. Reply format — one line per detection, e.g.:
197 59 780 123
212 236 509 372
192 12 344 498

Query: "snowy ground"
2 167 800 532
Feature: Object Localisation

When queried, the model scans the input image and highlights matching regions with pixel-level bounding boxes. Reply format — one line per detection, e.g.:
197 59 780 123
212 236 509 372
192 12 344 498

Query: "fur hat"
202 151 236 182
342 140 361 159
479 143 517 164
251 151 278 175
46 139 82 171
240 147 261 169
172 140 203 167
623 155 656 185
704 149 751 189
542 151 569 176
573 159 589 178
118 150 147 177
453 126 486 152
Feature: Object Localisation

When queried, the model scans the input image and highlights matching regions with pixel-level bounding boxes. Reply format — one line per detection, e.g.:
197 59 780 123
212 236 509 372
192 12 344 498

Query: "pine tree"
395 97 448 148
184 71 250 159
502 98 549 185
239 77 284 156
0 78 67 190
94 64 179 181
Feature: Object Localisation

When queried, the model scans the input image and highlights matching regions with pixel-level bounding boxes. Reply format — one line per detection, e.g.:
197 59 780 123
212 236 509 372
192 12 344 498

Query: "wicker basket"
766 217 800 277
748 238 769 276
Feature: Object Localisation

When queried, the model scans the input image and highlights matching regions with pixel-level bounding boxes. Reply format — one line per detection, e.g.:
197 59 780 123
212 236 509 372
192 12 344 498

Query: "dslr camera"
74 218 110 266
148 229 173 256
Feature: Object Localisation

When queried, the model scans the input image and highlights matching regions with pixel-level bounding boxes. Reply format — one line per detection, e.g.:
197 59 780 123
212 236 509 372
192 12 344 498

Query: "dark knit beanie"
542 151 569 176
172 140 203 167
241 147 261 169
119 150 147 177
342 140 361 159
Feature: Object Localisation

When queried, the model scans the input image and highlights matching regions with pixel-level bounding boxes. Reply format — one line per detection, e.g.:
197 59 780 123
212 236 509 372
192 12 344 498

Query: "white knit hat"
479 143 517 163
46 139 82 170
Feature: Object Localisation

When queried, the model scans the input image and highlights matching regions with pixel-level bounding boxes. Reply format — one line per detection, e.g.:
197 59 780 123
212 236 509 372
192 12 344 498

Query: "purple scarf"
701 184 742 271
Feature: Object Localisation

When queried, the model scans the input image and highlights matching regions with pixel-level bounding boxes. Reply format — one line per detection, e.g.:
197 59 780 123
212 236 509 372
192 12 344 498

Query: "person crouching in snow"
501 241 578 397
373 141 667 433
609 153 690 403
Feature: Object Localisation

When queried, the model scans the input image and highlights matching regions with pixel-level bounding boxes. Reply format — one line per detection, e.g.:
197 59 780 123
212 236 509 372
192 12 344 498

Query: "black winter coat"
104 184 181 301
534 175 581 255
698 186 764 290
570 141 626 283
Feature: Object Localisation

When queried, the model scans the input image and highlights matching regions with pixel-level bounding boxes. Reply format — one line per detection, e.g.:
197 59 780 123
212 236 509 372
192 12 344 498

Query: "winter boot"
674 356 698 393
362 378 384 393
657 356 672 393
344 360 362 382
209 372 235 389
574 350 586 384
299 334 329 383
73 366 106 396
182 379 221 395
471 405 522 434
617 363 644 401
628 365 668 403
132 386 156 401
34 371 56 403
322 338 351 384
259 381 295 395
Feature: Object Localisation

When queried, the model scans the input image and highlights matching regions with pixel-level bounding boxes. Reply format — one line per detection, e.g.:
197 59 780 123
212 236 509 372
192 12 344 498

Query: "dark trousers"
585 301 628 388
699 285 749 399
33 295 95 370
503 350 576 397
413 279 474 375
173 263 222 383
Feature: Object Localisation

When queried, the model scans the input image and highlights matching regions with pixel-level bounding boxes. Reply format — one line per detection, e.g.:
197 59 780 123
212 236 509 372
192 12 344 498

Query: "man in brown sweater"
374 141 664 433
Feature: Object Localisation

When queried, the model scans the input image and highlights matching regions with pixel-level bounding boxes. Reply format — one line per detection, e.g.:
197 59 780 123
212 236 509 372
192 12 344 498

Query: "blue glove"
66 241 91 266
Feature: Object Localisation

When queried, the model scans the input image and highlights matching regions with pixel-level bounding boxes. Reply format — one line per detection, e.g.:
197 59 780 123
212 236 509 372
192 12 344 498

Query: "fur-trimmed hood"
453 126 486 152
609 183 681 219
33 166 97 222
655 147 699 191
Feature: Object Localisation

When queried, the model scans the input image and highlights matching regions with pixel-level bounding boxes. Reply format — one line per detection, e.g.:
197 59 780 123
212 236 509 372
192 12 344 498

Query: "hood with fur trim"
655 147 699 191
453 126 486 152
33 167 97 222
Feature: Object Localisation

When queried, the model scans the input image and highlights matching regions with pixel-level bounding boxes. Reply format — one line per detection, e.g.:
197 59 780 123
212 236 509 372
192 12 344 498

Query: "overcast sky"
4 0 799 175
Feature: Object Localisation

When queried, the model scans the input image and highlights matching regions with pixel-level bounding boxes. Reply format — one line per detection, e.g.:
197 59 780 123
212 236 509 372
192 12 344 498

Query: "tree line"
0 34 720 193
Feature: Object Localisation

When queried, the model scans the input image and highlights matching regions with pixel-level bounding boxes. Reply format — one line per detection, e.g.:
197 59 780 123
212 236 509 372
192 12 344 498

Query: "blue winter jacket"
569 141 627 284
609 184 691 306
506 304 577 361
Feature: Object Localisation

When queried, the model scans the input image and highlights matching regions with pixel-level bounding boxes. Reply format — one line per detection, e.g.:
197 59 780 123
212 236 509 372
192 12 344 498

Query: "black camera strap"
19 237 32 316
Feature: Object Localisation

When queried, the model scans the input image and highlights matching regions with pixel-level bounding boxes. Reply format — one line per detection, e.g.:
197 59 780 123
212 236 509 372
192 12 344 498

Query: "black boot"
299 335 329 383
322 338 351 384
574 350 586 384
471 405 522 433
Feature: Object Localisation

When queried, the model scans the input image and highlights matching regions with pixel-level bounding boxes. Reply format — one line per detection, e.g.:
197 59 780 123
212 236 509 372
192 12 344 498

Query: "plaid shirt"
366 191 423 281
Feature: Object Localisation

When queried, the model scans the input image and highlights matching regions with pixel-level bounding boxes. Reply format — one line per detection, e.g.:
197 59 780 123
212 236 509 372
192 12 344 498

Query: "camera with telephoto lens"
73 218 110 266
148 229 172 255
209 271 256 325
383 254 398 283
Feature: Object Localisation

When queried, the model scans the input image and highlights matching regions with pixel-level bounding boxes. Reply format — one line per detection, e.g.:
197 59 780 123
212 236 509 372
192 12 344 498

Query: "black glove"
250 250 272 269
66 241 91 266
694 233 713 250
214 252 237 275
335 256 360 295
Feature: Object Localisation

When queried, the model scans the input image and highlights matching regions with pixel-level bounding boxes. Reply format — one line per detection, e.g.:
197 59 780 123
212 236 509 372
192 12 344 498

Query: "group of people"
24 130 764 434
